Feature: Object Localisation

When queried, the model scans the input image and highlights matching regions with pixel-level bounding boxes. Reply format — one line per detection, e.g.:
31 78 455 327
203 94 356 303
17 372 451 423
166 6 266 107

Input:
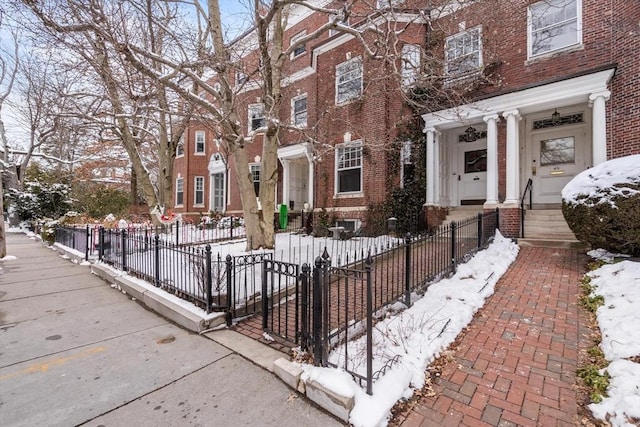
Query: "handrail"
520 178 533 238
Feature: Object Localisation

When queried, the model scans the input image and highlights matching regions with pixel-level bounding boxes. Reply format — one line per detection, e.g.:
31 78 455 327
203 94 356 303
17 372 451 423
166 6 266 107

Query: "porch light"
464 126 477 142
551 109 561 125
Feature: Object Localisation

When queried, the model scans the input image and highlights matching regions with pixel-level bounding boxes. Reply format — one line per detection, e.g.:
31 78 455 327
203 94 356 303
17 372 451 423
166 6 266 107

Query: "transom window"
194 176 204 206
445 27 482 77
248 103 266 132
290 31 307 59
175 177 184 206
336 141 363 194
528 0 581 58
195 131 205 154
292 95 308 127
335 57 363 104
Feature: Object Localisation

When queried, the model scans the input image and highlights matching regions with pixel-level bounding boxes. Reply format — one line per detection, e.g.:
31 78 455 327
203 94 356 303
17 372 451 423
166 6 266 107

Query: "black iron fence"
261 209 500 395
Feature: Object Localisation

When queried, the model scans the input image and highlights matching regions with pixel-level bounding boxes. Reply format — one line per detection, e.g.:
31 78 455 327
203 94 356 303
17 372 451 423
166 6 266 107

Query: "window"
235 71 248 87
464 149 488 173
401 44 421 88
336 57 363 104
175 177 184 206
540 137 575 166
445 27 482 77
335 141 363 194
290 31 306 59
528 0 581 58
248 103 265 132
377 0 404 8
212 172 225 212
329 14 350 36
291 95 308 127
176 135 184 157
250 164 260 196
195 131 205 154
194 176 205 206
400 140 415 188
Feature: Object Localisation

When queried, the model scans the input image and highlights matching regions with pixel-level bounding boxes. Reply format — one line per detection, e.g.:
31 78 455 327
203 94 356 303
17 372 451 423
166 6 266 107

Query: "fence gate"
261 259 308 347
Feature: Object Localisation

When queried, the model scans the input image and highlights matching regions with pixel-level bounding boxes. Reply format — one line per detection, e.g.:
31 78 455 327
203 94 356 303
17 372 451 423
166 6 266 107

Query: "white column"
434 131 441 205
305 147 315 209
425 127 436 206
589 90 611 166
483 113 499 207
503 109 521 206
281 159 290 208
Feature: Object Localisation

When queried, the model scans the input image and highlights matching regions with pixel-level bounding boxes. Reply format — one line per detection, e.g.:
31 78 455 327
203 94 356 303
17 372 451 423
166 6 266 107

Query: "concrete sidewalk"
394 246 590 426
0 232 343 427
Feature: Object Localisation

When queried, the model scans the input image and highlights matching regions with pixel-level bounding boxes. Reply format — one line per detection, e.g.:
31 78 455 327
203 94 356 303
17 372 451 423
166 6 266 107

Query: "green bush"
562 155 640 256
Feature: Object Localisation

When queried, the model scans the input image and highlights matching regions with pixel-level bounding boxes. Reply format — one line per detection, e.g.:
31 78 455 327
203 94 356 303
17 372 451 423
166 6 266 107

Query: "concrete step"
522 208 579 242
517 238 587 250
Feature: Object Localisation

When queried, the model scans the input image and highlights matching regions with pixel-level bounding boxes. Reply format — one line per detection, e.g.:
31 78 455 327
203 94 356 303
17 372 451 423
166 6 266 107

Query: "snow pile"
587 258 640 426
561 154 640 207
301 231 519 427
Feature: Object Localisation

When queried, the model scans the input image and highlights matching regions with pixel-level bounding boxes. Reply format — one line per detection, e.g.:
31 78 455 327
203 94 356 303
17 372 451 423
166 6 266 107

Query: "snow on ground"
585 252 640 427
301 231 519 427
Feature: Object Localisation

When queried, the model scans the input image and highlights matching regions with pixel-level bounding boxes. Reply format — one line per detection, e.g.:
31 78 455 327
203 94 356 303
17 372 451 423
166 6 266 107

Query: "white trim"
208 152 226 174
194 131 206 155
422 68 615 129
290 30 308 60
334 139 364 196
278 142 310 160
335 56 363 105
527 0 582 60
291 93 308 127
193 176 205 207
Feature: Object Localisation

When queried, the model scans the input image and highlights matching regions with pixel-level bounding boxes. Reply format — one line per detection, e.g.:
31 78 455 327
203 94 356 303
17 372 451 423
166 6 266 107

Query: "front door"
530 125 588 205
289 159 308 210
457 138 487 203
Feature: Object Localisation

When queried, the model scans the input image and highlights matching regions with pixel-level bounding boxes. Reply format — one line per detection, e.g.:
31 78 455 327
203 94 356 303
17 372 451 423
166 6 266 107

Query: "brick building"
173 0 639 237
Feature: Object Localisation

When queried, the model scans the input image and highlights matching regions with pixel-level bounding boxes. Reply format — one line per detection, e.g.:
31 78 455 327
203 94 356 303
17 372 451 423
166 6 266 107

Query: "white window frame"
194 131 206 155
194 176 205 207
377 0 404 9
445 26 483 78
176 135 184 158
335 140 363 196
175 177 184 207
290 31 307 59
248 103 266 133
401 44 421 88
235 71 248 87
528 0 582 59
291 94 308 128
329 14 350 36
335 57 363 105
249 163 261 197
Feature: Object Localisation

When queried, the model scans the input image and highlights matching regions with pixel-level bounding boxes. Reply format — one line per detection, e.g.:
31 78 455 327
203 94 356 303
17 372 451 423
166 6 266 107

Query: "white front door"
456 138 487 203
289 159 308 210
529 125 588 205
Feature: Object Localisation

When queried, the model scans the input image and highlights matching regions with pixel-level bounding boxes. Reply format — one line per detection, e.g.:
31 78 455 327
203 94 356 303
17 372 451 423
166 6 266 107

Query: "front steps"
518 209 587 249
442 206 484 226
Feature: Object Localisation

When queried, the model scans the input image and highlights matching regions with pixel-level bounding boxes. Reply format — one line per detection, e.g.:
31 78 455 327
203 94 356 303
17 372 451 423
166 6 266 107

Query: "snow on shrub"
561 154 640 256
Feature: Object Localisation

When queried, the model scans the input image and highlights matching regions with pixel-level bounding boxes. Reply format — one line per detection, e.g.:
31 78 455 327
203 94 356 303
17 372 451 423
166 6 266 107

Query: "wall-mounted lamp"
551 109 561 125
464 126 477 142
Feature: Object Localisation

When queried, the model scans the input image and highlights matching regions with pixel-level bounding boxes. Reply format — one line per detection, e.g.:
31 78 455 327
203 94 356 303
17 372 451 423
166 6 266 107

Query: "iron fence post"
226 255 233 314
365 254 373 396
477 213 483 248
300 263 310 351
321 249 330 366
312 256 323 366
85 225 90 261
99 227 105 261
205 245 212 314
175 221 179 245
154 235 160 286
122 229 127 271
404 233 412 307
262 258 269 331
230 216 234 240
450 221 457 274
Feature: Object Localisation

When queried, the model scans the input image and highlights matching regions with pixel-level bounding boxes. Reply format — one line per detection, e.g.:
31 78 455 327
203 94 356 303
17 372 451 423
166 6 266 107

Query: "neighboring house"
173 0 639 237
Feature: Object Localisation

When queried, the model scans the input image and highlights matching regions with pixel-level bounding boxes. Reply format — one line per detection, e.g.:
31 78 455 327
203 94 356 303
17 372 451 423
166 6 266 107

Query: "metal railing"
520 178 533 237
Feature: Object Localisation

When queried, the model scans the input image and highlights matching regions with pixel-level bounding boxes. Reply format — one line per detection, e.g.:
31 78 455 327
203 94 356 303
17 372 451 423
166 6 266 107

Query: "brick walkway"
396 246 590 426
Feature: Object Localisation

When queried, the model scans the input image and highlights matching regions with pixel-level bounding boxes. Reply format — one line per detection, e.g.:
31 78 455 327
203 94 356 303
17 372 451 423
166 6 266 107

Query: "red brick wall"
499 207 521 239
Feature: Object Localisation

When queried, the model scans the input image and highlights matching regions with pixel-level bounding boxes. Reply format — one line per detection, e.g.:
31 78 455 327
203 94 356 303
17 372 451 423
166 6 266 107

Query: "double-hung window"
175 177 184 206
195 131 205 154
290 31 306 59
250 164 261 196
248 103 265 132
401 44 421 88
335 141 363 194
194 176 204 206
336 57 363 104
176 135 184 157
376 0 404 8
291 95 308 127
528 0 581 58
445 27 482 77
